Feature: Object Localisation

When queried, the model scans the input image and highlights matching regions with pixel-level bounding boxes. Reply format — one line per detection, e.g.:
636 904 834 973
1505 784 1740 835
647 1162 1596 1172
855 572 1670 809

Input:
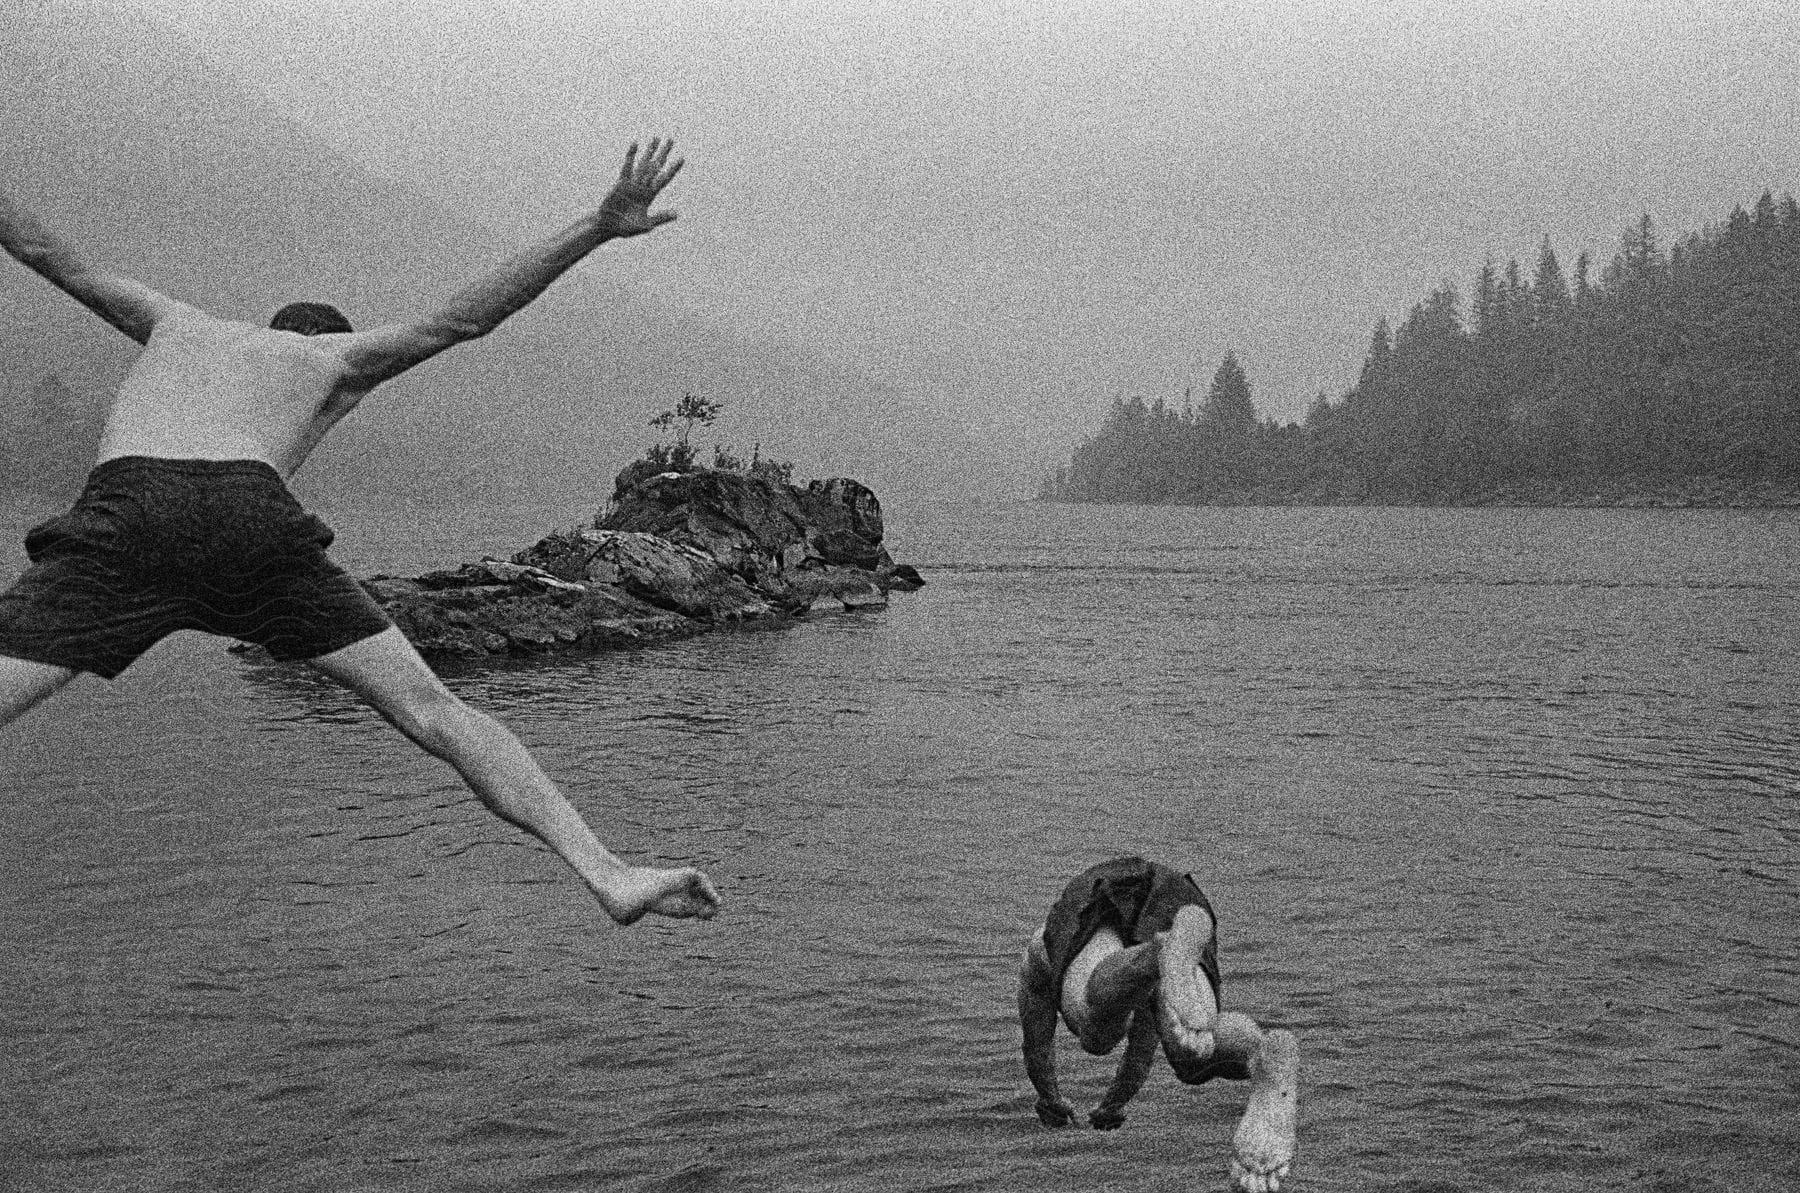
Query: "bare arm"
1090 1008 1160 1129
338 137 684 389
0 186 190 344
1017 939 1078 1127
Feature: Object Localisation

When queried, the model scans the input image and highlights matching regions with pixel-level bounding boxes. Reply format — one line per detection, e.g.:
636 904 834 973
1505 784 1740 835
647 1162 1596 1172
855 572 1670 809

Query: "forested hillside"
1045 195 1800 505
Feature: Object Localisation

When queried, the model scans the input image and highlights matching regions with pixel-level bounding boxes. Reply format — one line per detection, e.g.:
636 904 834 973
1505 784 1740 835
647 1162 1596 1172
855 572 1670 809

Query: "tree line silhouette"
1042 192 1800 504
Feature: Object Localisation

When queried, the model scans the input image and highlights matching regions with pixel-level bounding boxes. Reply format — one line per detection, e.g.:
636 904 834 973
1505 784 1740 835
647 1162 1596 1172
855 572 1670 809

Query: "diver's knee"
1213 1012 1267 1059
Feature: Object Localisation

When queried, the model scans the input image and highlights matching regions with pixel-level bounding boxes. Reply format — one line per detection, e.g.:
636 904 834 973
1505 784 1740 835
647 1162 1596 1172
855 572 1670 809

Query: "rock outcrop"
352 468 923 662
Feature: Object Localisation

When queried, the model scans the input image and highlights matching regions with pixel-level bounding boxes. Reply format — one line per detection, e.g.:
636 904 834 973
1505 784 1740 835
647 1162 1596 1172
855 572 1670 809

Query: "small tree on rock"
646 392 723 471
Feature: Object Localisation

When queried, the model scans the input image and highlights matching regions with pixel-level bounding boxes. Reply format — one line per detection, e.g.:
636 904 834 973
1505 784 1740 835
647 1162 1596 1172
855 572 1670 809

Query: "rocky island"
352 467 924 662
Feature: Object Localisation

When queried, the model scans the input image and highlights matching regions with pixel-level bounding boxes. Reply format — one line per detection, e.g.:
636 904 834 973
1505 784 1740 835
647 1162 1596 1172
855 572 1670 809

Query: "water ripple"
4 505 1798 1192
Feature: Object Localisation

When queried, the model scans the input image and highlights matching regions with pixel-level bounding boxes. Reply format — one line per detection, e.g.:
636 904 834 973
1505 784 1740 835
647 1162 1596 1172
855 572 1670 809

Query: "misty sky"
122 0 1800 460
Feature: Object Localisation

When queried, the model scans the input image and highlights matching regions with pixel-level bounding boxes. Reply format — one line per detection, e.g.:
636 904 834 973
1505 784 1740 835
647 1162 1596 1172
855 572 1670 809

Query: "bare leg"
1227 1028 1299 1193
1153 906 1300 1193
1062 927 1161 1054
1089 1006 1160 1130
1017 930 1076 1127
307 628 720 925
0 654 78 728
1155 903 1226 1071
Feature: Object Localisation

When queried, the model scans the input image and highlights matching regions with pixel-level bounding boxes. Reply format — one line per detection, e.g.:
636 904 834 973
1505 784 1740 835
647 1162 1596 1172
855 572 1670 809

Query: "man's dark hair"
270 302 353 336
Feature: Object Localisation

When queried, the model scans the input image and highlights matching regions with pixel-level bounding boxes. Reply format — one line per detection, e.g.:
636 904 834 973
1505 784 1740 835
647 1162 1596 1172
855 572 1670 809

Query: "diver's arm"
0 186 191 344
337 138 683 389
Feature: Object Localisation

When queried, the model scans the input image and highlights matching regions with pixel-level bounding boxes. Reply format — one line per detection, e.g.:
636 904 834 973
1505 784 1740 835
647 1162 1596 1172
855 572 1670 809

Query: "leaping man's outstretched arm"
0 186 193 344
338 137 684 390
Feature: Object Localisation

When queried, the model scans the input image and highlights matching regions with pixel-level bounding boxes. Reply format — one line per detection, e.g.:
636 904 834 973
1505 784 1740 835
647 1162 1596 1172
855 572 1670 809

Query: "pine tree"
1356 319 1393 393
1531 237 1571 321
1475 260 1503 335
1199 351 1257 432
1198 351 1259 489
1574 250 1594 305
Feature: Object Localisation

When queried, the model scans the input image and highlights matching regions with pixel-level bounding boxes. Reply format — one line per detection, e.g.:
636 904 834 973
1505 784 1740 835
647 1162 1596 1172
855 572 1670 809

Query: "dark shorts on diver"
1042 855 1249 1084
0 456 393 679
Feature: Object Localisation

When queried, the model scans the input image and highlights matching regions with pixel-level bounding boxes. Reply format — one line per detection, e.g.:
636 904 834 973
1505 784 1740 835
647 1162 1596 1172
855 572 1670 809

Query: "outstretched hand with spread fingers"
598 137 684 237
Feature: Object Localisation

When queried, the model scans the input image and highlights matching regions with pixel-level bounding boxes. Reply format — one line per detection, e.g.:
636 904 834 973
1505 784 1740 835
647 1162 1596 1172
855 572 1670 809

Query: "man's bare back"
97 314 364 474
10 138 685 477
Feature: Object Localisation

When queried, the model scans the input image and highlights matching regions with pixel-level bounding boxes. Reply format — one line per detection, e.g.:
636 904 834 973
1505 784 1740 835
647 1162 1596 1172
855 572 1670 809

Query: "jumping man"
0 138 720 927
1017 856 1300 1193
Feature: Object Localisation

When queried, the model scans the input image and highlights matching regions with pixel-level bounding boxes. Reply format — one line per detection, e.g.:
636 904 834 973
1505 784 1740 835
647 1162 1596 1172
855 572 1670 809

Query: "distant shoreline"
1040 476 1800 510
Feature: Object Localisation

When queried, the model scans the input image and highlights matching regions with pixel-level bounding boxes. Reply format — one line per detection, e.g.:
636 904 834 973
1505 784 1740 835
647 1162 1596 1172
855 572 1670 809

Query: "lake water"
2 496 1796 1192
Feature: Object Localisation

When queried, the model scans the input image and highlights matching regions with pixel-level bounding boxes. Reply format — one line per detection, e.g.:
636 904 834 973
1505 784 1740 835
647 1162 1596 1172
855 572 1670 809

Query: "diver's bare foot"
1034 1096 1077 1128
1154 904 1218 1066
598 865 721 925
1229 1028 1298 1193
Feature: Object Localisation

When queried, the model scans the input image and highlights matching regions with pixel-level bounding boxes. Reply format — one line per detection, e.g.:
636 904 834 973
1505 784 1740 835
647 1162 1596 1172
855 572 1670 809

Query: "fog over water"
119 0 1800 470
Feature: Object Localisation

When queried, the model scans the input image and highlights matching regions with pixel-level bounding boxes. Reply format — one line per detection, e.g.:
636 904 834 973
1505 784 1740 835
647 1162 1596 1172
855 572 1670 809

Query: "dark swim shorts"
0 456 392 678
1043 856 1248 1083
